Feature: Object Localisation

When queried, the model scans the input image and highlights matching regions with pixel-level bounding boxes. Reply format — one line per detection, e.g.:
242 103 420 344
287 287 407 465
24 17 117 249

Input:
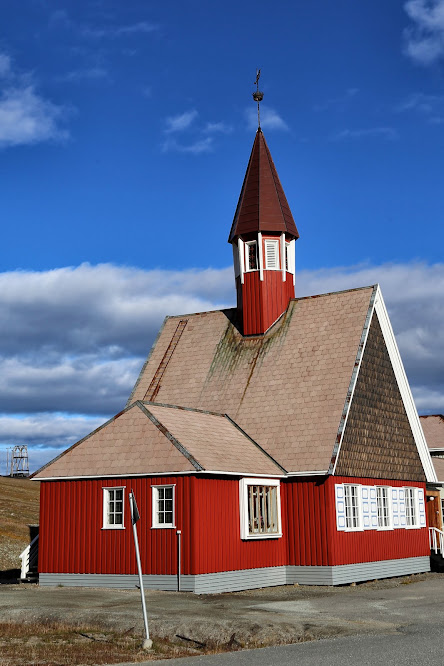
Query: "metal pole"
176 530 181 591
129 492 152 650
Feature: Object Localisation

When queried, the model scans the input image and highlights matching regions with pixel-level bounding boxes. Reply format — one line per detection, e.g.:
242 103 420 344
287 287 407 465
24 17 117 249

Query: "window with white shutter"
264 239 280 270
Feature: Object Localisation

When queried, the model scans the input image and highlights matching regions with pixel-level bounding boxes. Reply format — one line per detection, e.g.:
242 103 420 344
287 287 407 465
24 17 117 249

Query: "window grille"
244 241 259 271
344 485 360 529
247 484 278 535
103 487 124 528
376 486 390 528
152 485 175 527
405 487 417 526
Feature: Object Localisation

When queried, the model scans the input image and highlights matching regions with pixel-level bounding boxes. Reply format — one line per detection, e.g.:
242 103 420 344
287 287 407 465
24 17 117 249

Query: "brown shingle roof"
420 415 444 450
228 129 299 242
129 286 375 474
432 457 444 483
33 402 282 479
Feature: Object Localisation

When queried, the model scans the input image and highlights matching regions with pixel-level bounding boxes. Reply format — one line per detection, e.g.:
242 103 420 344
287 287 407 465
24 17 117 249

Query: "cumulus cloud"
404 0 444 64
2 261 444 471
245 105 289 131
0 53 69 148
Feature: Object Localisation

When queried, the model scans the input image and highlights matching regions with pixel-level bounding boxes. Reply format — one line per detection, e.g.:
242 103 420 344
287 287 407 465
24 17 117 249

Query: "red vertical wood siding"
284 477 330 566
191 476 287 574
240 271 294 336
39 476 194 575
39 474 429 577
327 476 429 565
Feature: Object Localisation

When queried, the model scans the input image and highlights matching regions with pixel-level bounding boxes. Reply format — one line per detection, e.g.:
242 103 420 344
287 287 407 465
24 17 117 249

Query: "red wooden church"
33 125 437 593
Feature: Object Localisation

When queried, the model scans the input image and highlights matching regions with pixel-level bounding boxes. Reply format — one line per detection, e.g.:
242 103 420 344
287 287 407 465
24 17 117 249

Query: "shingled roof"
34 402 283 479
420 415 444 451
228 129 299 242
129 286 375 474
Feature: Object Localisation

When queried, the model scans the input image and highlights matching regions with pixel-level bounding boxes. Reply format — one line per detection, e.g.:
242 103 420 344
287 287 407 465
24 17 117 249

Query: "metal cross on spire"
252 68 264 129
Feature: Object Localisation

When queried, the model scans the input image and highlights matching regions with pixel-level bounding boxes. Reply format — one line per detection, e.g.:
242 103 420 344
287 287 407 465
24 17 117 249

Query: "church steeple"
229 99 299 336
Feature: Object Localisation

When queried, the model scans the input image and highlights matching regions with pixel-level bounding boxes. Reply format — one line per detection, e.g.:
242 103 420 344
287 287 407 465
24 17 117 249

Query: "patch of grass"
0 619 198 665
0 476 40 572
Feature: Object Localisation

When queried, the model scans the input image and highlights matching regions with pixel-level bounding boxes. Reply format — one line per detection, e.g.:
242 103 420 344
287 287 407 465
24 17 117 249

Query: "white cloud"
404 0 444 64
59 67 110 83
164 109 198 133
81 21 159 39
0 86 69 147
396 92 444 123
0 53 12 77
0 52 69 148
331 127 398 141
162 136 213 154
246 105 289 131
203 122 233 134
2 261 444 470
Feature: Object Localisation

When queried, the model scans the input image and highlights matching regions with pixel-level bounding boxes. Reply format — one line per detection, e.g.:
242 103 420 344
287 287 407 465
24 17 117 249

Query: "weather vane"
252 69 264 129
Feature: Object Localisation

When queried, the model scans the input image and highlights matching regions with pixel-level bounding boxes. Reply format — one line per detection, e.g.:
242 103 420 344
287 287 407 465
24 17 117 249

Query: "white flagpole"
129 490 152 650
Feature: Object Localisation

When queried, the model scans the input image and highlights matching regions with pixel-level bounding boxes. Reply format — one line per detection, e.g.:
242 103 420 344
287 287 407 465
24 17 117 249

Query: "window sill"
241 533 283 540
151 525 176 530
102 526 125 530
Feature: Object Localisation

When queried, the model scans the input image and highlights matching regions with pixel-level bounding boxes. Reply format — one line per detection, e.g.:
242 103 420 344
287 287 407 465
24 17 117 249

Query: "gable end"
334 310 426 482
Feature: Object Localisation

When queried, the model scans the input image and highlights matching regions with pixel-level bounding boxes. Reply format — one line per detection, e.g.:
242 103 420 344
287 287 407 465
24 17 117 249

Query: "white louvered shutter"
361 486 371 529
264 240 279 269
369 486 378 529
392 488 400 528
335 484 346 531
418 488 426 527
399 488 407 527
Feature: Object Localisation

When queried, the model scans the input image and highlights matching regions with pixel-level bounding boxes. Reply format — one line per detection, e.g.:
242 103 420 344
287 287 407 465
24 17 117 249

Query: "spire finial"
252 69 264 130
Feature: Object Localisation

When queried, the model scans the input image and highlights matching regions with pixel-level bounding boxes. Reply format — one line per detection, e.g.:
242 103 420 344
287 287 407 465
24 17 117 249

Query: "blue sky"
1 0 444 472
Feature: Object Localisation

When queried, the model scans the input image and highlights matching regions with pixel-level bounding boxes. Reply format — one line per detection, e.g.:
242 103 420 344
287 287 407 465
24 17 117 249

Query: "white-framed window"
245 241 259 271
264 239 280 270
344 484 362 530
152 485 175 528
404 487 418 528
102 487 125 529
376 486 392 529
337 483 426 532
239 478 282 539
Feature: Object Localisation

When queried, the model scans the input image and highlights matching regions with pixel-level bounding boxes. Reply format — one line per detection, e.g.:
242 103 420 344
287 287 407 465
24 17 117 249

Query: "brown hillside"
0 476 40 572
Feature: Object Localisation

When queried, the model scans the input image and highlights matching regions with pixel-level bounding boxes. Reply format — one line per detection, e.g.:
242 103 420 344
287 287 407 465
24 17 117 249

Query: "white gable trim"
373 287 437 483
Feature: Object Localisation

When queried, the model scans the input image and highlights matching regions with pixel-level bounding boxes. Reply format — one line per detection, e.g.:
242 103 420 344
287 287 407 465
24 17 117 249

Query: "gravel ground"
2 571 443 651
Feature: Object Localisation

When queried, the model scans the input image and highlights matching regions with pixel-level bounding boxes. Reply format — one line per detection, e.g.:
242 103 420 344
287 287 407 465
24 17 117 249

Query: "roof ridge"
137 401 205 471
143 401 226 418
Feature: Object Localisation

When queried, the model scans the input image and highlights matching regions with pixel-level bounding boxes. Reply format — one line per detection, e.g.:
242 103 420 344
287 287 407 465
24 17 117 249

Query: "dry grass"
0 618 319 665
0 476 40 572
0 620 199 664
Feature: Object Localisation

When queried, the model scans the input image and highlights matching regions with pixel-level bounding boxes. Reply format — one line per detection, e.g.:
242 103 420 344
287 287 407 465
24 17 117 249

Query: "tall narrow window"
344 484 361 530
405 487 417 527
376 486 391 528
245 241 258 271
103 487 125 529
240 478 282 539
152 485 175 528
264 239 280 270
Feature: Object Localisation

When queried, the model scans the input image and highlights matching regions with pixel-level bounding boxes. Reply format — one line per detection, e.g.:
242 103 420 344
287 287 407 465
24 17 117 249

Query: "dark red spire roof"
228 129 299 243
